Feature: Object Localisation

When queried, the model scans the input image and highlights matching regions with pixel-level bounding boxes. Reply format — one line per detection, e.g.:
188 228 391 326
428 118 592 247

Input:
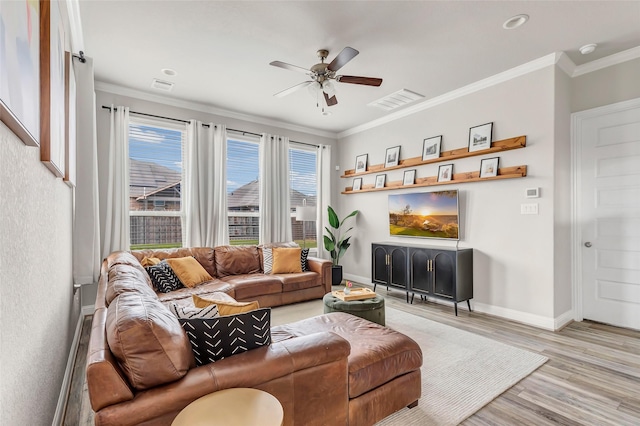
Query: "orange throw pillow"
271 247 303 274
165 257 213 288
193 294 260 316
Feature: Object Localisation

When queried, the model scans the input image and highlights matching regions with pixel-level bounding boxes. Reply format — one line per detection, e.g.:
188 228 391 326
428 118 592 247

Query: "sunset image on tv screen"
388 190 459 240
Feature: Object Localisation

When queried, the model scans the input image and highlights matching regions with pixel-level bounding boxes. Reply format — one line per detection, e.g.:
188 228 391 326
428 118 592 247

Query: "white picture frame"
422 135 442 161
354 154 368 174
375 174 386 189
384 145 400 168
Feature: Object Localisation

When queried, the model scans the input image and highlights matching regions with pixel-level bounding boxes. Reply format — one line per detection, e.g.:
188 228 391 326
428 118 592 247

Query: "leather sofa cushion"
277 272 322 292
131 247 217 278
272 313 423 399
215 245 261 276
220 274 282 299
106 263 158 306
156 280 235 305
106 292 194 390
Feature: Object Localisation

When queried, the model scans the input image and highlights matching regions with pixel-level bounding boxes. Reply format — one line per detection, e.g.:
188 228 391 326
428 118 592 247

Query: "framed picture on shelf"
422 136 442 161
479 157 499 178
0 0 40 147
384 145 400 168
438 164 453 182
468 122 493 152
375 174 386 189
352 177 363 191
403 169 416 185
354 154 368 174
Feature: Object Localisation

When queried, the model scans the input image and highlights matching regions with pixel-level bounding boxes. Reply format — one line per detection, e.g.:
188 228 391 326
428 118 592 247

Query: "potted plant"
323 206 359 285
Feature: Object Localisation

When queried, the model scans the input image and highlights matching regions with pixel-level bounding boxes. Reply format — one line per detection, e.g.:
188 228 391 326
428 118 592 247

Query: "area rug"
272 301 548 426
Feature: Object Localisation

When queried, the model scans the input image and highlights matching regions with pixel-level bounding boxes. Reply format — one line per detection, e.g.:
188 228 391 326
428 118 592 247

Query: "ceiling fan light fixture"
502 14 529 30
323 81 336 98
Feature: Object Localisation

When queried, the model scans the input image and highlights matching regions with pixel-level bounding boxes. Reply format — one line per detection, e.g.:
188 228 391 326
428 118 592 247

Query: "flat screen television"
388 190 459 240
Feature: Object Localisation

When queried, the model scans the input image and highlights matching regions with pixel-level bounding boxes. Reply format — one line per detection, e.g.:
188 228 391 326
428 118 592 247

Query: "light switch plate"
521 203 539 215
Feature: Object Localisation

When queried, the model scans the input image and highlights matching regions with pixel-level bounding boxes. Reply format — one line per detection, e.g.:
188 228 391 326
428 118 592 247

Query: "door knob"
584 242 592 248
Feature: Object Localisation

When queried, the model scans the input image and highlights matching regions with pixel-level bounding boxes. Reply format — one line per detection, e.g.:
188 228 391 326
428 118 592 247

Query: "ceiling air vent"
368 89 424 111
151 78 174 92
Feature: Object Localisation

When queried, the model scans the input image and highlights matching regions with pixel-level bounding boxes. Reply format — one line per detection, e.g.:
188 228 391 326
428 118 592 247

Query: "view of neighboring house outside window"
128 117 185 249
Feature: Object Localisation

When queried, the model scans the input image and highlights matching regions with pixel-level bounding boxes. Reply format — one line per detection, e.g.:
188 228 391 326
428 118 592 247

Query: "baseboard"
554 309 575 330
52 311 85 426
82 304 95 316
344 272 370 286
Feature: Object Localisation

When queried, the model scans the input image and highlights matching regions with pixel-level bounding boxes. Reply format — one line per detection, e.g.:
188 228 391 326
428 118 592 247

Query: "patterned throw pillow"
262 247 273 274
301 248 309 272
169 303 219 319
179 308 271 366
145 261 184 293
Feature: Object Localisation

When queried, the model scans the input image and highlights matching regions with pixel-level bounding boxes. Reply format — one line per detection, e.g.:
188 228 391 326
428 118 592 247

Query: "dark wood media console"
371 242 473 315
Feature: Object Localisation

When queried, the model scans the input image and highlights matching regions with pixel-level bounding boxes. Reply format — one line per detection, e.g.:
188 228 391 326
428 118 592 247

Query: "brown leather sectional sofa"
87 246 422 425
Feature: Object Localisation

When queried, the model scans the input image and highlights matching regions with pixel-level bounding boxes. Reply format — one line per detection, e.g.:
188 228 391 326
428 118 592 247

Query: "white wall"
0 123 76 425
337 67 562 326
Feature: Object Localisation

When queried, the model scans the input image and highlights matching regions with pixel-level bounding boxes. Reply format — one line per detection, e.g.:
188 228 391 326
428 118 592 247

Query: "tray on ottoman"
332 287 377 301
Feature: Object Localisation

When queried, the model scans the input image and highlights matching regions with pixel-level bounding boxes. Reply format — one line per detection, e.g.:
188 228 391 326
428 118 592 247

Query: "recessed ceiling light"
161 68 177 77
579 44 597 55
503 14 529 30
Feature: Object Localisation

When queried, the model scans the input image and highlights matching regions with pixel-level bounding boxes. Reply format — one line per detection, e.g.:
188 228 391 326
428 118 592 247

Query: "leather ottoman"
272 313 422 425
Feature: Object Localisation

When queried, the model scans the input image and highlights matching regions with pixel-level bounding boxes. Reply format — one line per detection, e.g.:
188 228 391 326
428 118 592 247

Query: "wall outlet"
520 203 539 215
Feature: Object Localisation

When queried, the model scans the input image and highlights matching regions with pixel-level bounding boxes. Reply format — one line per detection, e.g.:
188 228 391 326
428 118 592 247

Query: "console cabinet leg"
454 303 458 316
467 299 472 312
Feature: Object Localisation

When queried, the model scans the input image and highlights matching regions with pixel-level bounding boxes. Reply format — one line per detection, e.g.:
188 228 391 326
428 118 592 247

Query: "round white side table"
172 387 284 426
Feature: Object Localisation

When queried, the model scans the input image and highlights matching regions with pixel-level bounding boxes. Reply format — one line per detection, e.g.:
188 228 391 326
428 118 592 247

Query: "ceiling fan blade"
270 61 310 74
324 92 338 106
274 81 313 98
336 75 383 86
327 47 359 72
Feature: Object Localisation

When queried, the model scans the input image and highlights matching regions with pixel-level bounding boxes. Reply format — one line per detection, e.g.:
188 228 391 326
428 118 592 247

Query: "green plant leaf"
339 210 359 227
323 235 335 252
328 206 339 229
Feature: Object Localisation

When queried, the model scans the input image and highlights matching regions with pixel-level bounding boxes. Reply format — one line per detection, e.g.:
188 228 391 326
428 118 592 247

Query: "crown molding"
572 45 640 77
338 53 559 138
94 81 338 139
554 52 577 77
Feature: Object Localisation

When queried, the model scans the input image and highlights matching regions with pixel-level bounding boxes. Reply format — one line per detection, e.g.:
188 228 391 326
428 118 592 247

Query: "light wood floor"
63 287 640 425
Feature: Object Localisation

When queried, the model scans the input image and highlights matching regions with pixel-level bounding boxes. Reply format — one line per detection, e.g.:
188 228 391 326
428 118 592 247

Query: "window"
129 117 186 249
289 144 317 249
227 137 260 245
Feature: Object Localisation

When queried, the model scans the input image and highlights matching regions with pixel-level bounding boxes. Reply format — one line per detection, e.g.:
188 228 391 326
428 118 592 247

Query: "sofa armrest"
307 256 333 293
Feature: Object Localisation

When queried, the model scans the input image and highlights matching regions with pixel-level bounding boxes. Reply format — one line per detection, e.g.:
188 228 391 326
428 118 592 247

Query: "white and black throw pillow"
262 248 273 274
145 261 184 293
170 303 219 319
300 248 309 272
179 308 271 366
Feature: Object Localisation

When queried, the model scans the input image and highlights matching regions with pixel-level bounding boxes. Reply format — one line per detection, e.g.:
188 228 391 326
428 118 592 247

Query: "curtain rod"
101 105 319 148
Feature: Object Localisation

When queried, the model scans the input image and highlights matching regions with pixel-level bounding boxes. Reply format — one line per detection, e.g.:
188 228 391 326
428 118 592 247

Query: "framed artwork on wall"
403 169 416 185
468 122 493 152
384 145 400 168
354 154 368 174
352 178 363 191
375 174 386 189
422 135 442 161
438 164 453 182
40 0 66 177
0 0 41 147
480 157 499 178
64 52 76 187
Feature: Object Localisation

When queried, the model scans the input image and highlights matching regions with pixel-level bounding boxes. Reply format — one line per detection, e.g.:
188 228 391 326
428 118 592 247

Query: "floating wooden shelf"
341 135 526 178
341 165 527 194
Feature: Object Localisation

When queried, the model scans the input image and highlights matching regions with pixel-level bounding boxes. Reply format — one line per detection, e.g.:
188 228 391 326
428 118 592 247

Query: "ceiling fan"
270 47 383 108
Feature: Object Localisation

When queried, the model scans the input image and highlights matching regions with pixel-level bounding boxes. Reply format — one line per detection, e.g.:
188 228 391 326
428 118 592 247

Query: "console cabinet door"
372 245 389 285
433 251 455 299
409 249 431 294
389 247 407 289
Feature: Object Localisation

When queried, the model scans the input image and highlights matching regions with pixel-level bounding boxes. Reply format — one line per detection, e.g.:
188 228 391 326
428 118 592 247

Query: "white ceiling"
79 1 640 135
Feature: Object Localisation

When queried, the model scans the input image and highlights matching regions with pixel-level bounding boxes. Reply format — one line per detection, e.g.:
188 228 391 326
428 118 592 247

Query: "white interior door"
576 99 640 330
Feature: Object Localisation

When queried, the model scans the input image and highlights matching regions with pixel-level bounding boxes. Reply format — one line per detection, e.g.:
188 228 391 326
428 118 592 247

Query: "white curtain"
316 144 332 259
259 133 292 243
184 121 229 247
72 57 101 284
101 105 130 258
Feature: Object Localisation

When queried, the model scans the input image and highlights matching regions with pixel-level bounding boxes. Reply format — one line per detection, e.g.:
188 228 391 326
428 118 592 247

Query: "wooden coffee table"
172 388 284 426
